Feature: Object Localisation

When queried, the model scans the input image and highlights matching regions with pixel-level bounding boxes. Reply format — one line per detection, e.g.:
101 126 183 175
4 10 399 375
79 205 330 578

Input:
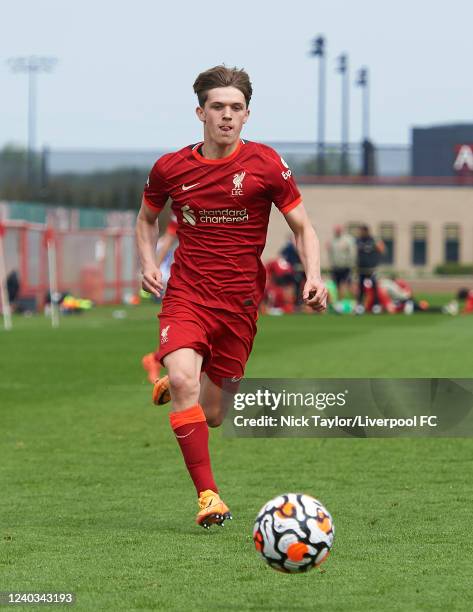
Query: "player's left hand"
303 277 327 312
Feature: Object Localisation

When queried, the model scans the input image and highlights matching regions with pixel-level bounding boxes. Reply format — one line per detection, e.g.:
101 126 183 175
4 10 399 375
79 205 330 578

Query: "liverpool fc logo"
232 171 246 196
161 325 170 344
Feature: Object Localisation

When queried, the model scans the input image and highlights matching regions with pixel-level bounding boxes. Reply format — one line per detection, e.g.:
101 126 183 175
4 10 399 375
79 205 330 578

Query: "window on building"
412 224 427 266
379 223 395 265
444 224 460 263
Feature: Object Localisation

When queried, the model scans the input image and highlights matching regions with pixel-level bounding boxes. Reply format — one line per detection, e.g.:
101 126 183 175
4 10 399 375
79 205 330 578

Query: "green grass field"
1 306 473 610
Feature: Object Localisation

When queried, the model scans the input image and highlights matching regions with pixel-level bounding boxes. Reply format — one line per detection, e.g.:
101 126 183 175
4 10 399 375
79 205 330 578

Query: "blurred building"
265 185 473 276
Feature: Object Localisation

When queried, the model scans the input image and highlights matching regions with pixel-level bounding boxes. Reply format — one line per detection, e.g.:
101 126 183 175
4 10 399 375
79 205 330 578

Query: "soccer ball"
253 493 334 573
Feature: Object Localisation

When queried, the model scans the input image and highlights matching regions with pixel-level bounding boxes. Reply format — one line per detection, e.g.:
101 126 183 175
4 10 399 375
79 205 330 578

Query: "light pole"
310 36 326 175
356 66 369 142
337 53 349 175
7 56 57 185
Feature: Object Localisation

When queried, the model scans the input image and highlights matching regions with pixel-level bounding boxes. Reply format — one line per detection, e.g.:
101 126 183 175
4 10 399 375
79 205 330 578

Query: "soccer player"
135 65 327 528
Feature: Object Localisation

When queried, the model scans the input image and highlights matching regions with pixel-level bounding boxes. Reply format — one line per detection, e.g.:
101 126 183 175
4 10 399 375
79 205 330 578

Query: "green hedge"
434 263 473 275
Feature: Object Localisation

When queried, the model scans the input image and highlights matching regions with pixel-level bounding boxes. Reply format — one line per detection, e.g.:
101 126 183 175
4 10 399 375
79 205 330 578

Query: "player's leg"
370 271 380 305
200 309 257 427
153 301 232 528
339 267 350 300
163 347 231 528
199 373 235 427
164 347 202 410
358 271 366 304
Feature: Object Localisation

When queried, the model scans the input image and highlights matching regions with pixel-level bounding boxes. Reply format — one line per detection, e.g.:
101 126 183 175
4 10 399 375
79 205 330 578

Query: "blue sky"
2 0 472 150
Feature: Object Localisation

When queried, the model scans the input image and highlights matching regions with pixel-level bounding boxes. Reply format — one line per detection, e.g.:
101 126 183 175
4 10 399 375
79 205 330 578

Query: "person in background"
456 288 473 313
155 213 179 287
264 254 297 314
280 236 305 306
327 225 357 299
356 225 385 311
141 214 179 383
6 270 20 308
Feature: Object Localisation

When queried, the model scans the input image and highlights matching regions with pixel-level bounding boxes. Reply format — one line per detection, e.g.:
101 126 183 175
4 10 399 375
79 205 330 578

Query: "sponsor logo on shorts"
161 325 170 344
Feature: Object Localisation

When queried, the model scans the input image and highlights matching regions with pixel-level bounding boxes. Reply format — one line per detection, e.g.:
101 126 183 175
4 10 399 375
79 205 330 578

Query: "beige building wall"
264 186 473 274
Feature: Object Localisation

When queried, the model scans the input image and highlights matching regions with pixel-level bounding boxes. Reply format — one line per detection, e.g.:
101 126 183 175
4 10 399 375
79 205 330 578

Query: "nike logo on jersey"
182 183 200 191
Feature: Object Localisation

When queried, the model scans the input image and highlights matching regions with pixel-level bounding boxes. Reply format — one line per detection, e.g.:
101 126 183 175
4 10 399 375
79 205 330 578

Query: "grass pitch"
1 306 472 610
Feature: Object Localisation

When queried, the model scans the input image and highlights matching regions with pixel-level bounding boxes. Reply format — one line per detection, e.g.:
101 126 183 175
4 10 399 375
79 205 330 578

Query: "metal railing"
1 142 471 209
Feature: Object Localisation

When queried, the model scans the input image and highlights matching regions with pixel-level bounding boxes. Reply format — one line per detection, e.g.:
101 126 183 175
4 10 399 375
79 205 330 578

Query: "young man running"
135 65 327 529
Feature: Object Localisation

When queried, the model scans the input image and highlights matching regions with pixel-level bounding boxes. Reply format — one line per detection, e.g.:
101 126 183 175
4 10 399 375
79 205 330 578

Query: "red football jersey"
143 139 302 312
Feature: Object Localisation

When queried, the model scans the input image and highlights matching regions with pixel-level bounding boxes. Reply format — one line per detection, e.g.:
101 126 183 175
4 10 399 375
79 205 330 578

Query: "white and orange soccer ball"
253 493 334 573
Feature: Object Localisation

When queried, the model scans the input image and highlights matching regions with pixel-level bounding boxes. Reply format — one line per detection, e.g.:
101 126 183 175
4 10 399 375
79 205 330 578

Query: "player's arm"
376 238 386 255
284 204 327 312
135 199 164 298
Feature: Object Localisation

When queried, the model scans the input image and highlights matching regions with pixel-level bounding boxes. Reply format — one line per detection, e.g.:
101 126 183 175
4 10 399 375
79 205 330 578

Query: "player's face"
196 87 249 147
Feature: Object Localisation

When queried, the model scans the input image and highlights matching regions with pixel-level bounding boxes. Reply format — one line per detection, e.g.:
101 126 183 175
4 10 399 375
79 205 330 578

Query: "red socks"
169 404 218 495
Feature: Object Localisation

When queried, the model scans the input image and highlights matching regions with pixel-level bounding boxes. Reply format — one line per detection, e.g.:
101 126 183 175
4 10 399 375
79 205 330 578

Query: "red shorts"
156 298 258 388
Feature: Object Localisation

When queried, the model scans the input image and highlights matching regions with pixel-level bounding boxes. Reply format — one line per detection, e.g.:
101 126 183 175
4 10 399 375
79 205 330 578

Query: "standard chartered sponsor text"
199 208 249 223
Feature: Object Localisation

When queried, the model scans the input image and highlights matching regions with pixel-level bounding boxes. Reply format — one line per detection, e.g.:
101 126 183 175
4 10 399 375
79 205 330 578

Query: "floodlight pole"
28 68 37 165
337 54 349 175
356 67 370 141
310 36 326 175
7 56 57 185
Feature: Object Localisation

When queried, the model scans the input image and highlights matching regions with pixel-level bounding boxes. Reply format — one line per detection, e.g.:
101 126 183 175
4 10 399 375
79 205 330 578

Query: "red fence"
1 220 139 306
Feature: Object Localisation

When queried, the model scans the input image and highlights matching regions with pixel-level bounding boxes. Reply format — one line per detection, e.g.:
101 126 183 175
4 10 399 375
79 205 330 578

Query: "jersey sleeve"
263 146 302 214
142 157 171 212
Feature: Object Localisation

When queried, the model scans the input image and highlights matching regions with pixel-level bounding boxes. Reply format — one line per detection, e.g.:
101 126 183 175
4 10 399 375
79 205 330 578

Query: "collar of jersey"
191 139 243 165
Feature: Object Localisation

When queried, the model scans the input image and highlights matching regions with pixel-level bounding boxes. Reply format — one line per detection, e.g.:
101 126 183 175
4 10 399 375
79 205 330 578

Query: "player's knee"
168 370 199 397
205 404 226 427
207 413 224 428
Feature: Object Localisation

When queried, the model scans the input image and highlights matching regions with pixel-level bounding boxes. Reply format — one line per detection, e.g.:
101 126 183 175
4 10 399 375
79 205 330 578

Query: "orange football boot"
142 352 161 384
196 489 232 529
152 375 171 405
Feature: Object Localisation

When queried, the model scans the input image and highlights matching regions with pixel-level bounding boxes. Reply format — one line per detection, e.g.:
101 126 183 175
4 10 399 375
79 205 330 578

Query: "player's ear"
196 106 206 123
242 108 250 124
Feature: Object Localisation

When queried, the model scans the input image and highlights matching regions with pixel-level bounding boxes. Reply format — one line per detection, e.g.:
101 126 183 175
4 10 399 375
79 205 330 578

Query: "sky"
1 0 472 151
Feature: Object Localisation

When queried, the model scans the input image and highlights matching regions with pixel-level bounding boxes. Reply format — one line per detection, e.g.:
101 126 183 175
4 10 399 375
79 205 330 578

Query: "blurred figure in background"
457 287 473 313
142 214 179 383
155 213 178 287
327 225 357 299
356 225 385 312
6 270 20 308
264 254 296 314
280 235 305 306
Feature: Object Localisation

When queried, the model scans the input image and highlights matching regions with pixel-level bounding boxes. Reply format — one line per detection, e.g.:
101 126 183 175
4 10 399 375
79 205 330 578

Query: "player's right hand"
141 266 164 298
